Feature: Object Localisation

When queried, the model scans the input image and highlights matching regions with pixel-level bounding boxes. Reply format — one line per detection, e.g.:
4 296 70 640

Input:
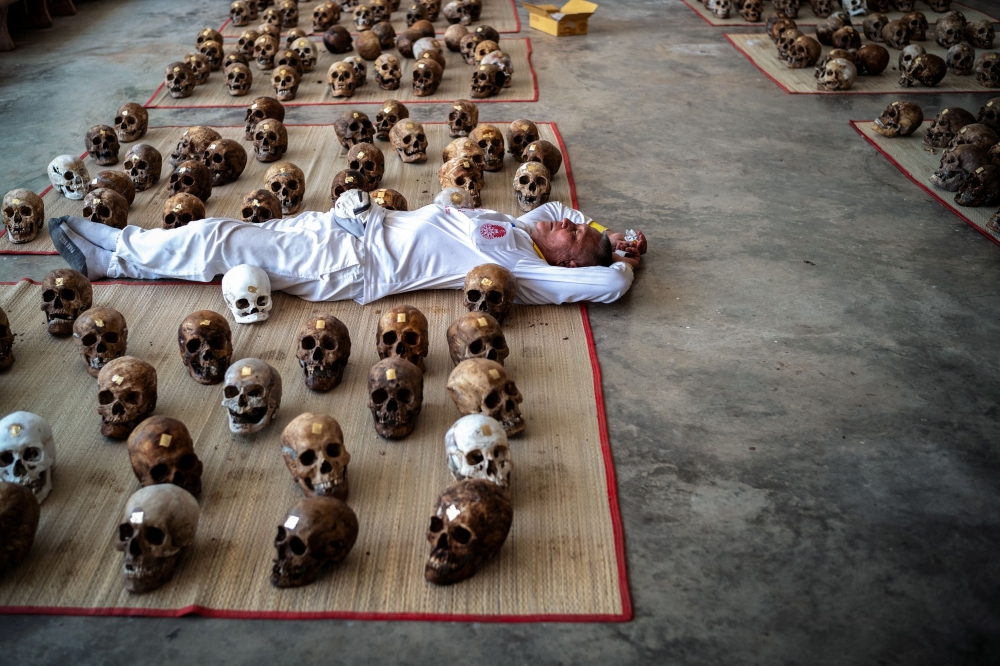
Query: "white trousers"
108 216 364 302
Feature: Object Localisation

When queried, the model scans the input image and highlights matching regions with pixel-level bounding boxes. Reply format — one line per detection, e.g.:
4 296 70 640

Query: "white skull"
47 154 91 200
221 264 272 323
445 414 511 489
434 187 474 208
0 411 56 504
843 0 865 16
222 358 283 435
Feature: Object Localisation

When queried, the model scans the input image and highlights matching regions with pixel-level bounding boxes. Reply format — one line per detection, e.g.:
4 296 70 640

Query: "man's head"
530 219 612 268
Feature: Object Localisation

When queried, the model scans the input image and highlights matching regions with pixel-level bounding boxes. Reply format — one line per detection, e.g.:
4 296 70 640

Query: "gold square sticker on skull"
446 504 461 521
248 285 258 294
8 424 21 437
311 422 323 434
11 198 19 205
481 424 492 436
481 278 493 286
477 317 488 327
316 319 325 329
55 277 64 286
200 319 211 326
397 313 407 323
383 107 392 113
386 368 397 380
159 434 172 448
356 151 365 159
94 319 104 328
489 369 501 379
345 176 354 183
130 511 144 524
112 374 124 385
241 365 252 376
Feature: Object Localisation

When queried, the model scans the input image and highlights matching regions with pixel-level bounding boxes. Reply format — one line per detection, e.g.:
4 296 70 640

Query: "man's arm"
513 260 634 305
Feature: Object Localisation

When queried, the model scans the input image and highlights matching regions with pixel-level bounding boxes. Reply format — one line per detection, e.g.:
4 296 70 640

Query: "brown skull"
412 59 443 96
0 306 13 370
448 100 479 138
114 102 148 143
347 142 385 190
463 264 516 324
164 62 196 99
387 120 427 165
323 25 354 54
328 61 358 97
178 310 233 384
447 358 524 437
447 311 508 366
271 496 358 588
90 171 135 206
443 137 486 173
241 189 283 223
271 65 301 101
374 54 402 90
334 110 374 149
786 35 822 68
444 24 468 51
948 123 999 152
900 53 947 87
955 165 1000 207
330 169 367 202
0 482 39 576
469 124 504 172
116 484 199 594
424 478 513 585
367 356 424 439
977 53 1000 89
459 32 482 64
85 125 120 166
237 29 262 57
73 306 128 378
372 21 397 49
203 139 248 187
280 413 351 499
377 305 429 371
254 34 280 69
375 99 409 140
881 20 910 50
965 20 995 50
197 40 224 71
252 119 289 162
2 188 44 244
162 192 205 229
124 144 163 192
97 356 158 439
513 161 551 213
977 98 1000 133
936 16 965 48
470 64 505 98
506 120 539 163
222 358 283 435
41 269 92 336
773 0 799 18
440 157 483 206
244 96 285 141
313 2 341 32
930 144 990 192
184 52 211 85
127 416 203 497
925 107 977 148
170 126 222 167
169 161 213 202
296 315 351 391
354 30 382 60
371 188 408 210
264 161 306 215
831 26 862 51
872 100 924 137
231 0 251 26
946 43 975 76
81 188 129 229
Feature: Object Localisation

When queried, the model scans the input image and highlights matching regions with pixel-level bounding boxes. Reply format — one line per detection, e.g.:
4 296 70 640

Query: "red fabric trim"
725 33 793 93
850 120 1000 248
679 0 721 27
691 0 996 27
145 39 537 108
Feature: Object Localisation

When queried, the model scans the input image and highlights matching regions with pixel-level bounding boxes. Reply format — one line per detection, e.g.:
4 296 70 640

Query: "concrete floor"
2 0 1000 663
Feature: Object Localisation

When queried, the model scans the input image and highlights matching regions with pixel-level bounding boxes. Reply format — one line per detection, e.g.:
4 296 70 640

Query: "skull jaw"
492 410 525 438
330 85 356 98
923 130 954 148
9 469 52 504
6 223 40 243
83 350 124 378
232 308 270 324
299 471 349 501
254 147 286 164
228 85 252 97
187 355 229 385
130 174 158 192
515 190 547 213
101 414 146 440
122 552 180 594
871 118 902 137
424 549 476 585
412 82 440 97
270 558 323 588
371 411 418 440
376 76 401 91
449 123 473 138
45 312 78 337
274 88 297 102
227 405 276 435
167 85 193 99
300 360 346 392
930 170 968 192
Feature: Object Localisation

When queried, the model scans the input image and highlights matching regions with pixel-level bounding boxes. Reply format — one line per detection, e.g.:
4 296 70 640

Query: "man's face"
532 218 602 267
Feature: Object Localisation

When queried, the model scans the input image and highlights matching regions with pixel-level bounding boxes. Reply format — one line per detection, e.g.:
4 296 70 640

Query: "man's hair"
594 231 613 267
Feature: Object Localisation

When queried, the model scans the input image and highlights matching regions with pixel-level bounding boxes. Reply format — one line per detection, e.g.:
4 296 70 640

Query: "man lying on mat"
48 192 647 305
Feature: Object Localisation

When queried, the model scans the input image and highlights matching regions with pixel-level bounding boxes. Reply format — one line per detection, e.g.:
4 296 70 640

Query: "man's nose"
559 218 572 229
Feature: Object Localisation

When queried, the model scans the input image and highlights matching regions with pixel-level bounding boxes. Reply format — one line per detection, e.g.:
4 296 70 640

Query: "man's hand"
607 229 646 269
608 230 647 255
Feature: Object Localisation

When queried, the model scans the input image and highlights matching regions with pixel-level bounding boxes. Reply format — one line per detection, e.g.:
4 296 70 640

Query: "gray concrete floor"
2 0 1000 663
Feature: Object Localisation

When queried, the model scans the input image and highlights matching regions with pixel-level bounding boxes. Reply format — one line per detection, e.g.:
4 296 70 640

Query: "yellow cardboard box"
522 0 598 36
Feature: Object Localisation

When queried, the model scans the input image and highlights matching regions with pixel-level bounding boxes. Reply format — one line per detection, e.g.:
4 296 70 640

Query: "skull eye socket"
61 288 76 301
242 207 255 218
42 289 56 302
124 391 142 404
382 330 398 345
248 385 264 398
0 451 12 466
289 536 307 555
486 290 503 304
186 338 202 353
466 289 481 302
301 335 316 350
97 205 111 218
494 445 508 458
236 298 250 309
82 333 98 346
145 526 166 545
326 443 341 457
321 336 336 351
103 332 119 344
224 386 239 399
287 179 299 190
397 387 413 403
178 453 197 471
371 388 388 404
492 336 505 349
98 390 115 405
299 449 317 466
468 339 484 354
119 523 134 541
484 390 501 409
23 446 42 462
451 526 472 544
429 516 444 533
257 296 269 307
207 334 226 350
455 176 466 186
349 160 360 170
403 331 418 345
466 450 484 466
212 153 224 164
505 381 517 395
150 463 170 482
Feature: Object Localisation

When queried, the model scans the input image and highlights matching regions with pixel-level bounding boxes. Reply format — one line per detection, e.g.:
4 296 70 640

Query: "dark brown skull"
947 123 999 152
447 311 508 366
0 306 12 370
946 43 976 76
448 99 479 138
73 306 128 378
252 119 289 162
925 107 977 147
90 171 135 206
244 96 285 141
202 139 247 187
334 110 375 149
162 192 205 229
241 189 283 223
977 53 1000 89
40 269 92 336
881 20 910 50
178 310 233 384
0 482 39 576
470 63 505 98
170 126 222 167
900 53 947 87
367 357 424 439
85 125 120 166
965 20 995 49
127 416 203 497
862 13 889 42
374 54 402 90
936 16 965 48
169 160 213 202
901 12 928 41
854 44 890 76
97 356 158 439
371 188 408 210
271 496 358 588
124 144 162 192
872 100 924 137
955 165 1000 207
296 315 351 391
463 264 516 324
930 144 990 192
114 102 148 143
164 62 196 99
412 59 443 96
469 124 504 172
82 188 129 229
375 99 409 140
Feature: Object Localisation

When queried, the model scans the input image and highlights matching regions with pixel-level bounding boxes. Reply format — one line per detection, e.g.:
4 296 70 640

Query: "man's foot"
48 216 112 281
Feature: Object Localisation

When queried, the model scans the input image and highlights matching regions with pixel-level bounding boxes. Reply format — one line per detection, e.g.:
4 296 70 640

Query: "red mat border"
0 125 634 623
850 119 1000 248
725 33 1000 95
1 118 560 256
143 38 538 109
684 0 998 28
218 0 523 38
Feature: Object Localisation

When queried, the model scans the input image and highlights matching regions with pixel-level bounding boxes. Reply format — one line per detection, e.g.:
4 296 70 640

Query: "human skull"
739 0 763 21
162 192 205 229
370 0 391 21
948 123 999 152
84 125 119 166
178 310 233 384
222 264 272 323
440 157 484 206
420 0 440 20
270 65 301 101
222 358 282 435
196 27 224 47
854 44 890 76
842 0 865 16
373 54 401 90
425 478 512 585
254 34 279 69
936 16 965 48
469 124 504 172
976 53 1000 89
377 305 429 371
90 170 135 206
947 43 976 76
328 61 358 97
522 139 562 177
447 358 524 437
481 50 513 88
2 188 43 244
330 169 367 202
375 100 409 140
340 57 366 90
40 268 92 336
231 0 251 25
291 38 318 72
831 25 862 51
352 3 373 29
771 16 799 43
445 414 511 489
278 0 298 27
116 484 199 593
773 0 799 18
367 356 424 439
470 63 505 98
244 96 285 141
872 100 924 137
271 496 358 588
47 154 90 200
164 62 196 98
899 11 927 41
459 32 482 64
925 0 951 9
881 20 910 50
372 20 397 48
443 137 486 173
897 43 925 72
197 40 224 72
0 412 55 504
323 25 354 54
332 111 374 150
900 53 947 87
862 13 888 42
225 51 250 72
448 100 479 138
447 311 508 366
892 0 914 9
977 98 1000 132
443 0 473 25
786 35 821 68
184 51 211 85
966 20 995 49
202 139 248 187
412 59 443 96
97 356 158 439
925 107 977 148
955 165 1000 207
73 306 128 377
280 413 351 499
237 28 262 57
463 263 516 324
127 416 203 498
113 102 148 143
261 6 281 26
776 28 804 60
930 144 990 191
296 315 351 391
0 482 39 576
413 36 442 60
170 126 222 167
389 119 428 163
371 188 408 210
405 2 426 25
241 189 282 223
706 0 731 18
264 162 306 215
346 143 385 191
512 161 551 213
313 2 340 32
252 119 289 162
445 23 468 51
168 160 213 202
0 306 12 370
